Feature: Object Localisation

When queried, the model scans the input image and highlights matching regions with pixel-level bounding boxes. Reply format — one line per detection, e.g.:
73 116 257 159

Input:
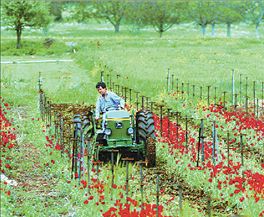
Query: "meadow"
1 22 264 216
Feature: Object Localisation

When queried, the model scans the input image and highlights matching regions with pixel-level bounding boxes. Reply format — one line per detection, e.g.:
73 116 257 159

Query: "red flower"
8 143 14 149
81 180 87 188
239 197 245 202
55 144 61 150
5 164 11 169
83 200 89 204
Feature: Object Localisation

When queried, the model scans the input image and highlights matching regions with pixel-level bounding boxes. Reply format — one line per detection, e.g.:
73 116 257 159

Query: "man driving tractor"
95 81 125 128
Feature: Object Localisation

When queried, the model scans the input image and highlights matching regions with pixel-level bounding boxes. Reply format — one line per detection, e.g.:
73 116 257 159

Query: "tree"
50 0 63 21
73 1 94 23
141 0 186 37
190 0 219 36
124 0 146 32
91 0 128 32
245 0 264 38
218 0 246 37
2 0 51 48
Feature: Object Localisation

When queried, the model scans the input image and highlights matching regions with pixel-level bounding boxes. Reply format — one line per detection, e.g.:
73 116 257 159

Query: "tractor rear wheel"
136 110 155 143
136 110 156 167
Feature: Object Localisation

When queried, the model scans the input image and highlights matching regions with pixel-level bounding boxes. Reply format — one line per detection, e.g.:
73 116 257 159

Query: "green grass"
2 23 264 101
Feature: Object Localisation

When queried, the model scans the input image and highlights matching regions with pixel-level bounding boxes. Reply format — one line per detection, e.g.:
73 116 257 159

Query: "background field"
1 21 264 217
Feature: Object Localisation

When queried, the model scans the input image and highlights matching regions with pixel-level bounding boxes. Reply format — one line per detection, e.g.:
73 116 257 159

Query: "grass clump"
1 39 71 56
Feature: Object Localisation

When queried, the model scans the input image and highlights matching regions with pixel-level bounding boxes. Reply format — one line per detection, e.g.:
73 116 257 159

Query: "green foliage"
245 0 264 38
1 39 70 56
91 0 128 32
189 0 220 36
2 0 51 48
49 0 63 21
139 0 187 37
71 1 94 23
217 0 247 37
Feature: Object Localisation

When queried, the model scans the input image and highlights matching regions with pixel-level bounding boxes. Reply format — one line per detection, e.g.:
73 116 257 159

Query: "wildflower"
5 164 11 169
55 144 61 150
239 197 245 202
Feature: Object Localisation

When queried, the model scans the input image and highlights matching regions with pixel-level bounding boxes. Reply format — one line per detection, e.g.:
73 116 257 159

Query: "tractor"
72 108 156 173
95 109 156 167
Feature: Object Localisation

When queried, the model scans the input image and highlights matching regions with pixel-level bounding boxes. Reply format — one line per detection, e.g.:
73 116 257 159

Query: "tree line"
2 0 264 48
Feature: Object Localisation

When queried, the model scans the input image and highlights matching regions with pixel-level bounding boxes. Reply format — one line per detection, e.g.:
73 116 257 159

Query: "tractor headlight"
127 127 134 135
104 128 112 136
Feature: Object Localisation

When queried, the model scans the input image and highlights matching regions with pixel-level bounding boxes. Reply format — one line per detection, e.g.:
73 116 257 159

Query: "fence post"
227 131 230 168
111 151 115 200
87 139 91 195
176 78 179 98
245 77 248 106
197 119 204 167
178 183 183 213
140 162 144 208
214 87 217 106
156 174 160 217
207 195 211 217
167 108 171 138
223 92 226 109
200 86 203 100
181 82 184 99
107 73 110 87
239 74 242 105
207 86 211 107
171 74 174 91
232 69 235 106
240 134 244 167
185 116 188 151
159 105 163 136
212 121 216 165
129 88 132 104
253 81 256 116
141 96 145 110
261 81 264 112
124 87 127 103
176 112 180 145
187 82 190 97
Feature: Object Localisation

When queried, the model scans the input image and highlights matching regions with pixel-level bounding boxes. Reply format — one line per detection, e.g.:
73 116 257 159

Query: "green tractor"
94 109 156 167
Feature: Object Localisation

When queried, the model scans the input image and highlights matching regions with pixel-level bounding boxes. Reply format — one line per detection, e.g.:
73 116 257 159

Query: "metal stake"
156 174 159 217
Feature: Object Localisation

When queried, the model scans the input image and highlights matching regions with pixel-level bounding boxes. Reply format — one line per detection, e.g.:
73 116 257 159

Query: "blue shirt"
95 91 125 119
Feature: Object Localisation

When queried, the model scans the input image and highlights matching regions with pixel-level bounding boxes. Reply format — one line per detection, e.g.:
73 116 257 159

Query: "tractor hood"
105 110 130 119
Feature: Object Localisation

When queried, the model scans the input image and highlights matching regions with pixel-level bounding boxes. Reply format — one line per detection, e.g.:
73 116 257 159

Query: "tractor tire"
136 110 155 143
145 137 156 167
136 110 156 167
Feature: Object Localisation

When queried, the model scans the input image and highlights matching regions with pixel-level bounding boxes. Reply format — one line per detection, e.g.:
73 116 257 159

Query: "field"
1 22 264 217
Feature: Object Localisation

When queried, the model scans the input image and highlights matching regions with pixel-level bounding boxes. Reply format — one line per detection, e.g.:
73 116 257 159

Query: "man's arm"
110 92 125 109
95 98 101 119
